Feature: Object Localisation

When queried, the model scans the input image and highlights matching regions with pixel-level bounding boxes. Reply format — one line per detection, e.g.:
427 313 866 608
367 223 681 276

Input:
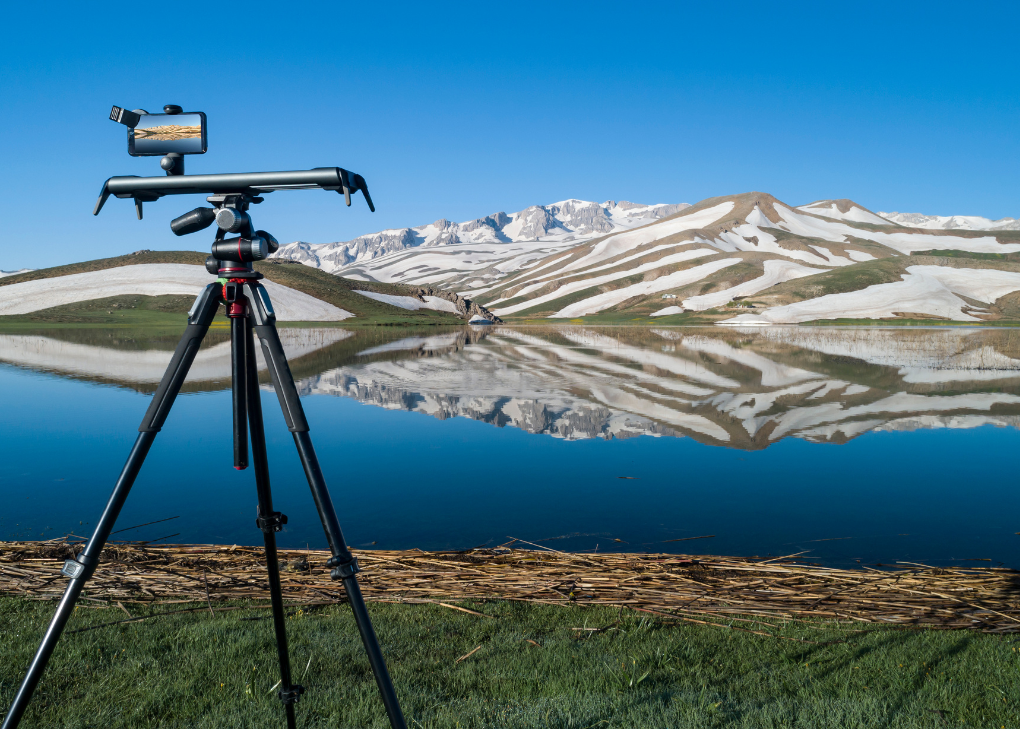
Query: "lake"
1 324 1019 568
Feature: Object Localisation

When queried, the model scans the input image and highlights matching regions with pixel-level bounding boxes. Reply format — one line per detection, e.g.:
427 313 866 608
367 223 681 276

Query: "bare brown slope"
798 198 887 217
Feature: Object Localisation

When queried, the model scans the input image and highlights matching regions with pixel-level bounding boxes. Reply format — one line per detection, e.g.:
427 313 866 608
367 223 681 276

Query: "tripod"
3 222 406 728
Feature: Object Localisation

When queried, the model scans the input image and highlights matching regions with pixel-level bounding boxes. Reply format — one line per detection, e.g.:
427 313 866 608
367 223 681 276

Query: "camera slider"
94 167 374 219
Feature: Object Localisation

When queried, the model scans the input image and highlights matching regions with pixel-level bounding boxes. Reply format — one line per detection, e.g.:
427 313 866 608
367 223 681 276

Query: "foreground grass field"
1 597 1017 728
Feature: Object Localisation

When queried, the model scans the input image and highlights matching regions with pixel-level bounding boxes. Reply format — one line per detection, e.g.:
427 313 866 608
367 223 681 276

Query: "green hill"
0 251 471 328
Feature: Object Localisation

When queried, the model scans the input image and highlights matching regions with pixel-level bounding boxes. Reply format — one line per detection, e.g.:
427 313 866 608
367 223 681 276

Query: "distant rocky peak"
515 205 561 239
551 199 615 234
878 211 1020 231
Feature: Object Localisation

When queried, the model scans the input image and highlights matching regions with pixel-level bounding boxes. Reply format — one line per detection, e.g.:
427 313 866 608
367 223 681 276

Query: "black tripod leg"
244 316 300 729
232 313 249 470
244 284 406 729
2 284 221 729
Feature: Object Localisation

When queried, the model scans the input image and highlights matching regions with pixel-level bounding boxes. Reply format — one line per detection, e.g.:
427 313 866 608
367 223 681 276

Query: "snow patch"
492 248 717 316
721 265 1020 325
681 260 825 312
354 290 459 315
557 202 735 274
553 259 741 318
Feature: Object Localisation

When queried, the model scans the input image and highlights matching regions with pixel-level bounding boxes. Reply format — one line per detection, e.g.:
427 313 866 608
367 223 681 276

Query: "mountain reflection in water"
3 325 1019 450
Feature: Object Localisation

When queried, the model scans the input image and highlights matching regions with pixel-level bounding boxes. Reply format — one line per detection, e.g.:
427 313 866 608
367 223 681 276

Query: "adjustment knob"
211 236 269 262
256 230 280 254
171 207 217 236
215 207 248 233
250 236 268 260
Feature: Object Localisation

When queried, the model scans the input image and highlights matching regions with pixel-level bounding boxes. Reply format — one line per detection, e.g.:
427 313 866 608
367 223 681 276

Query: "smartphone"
128 112 207 157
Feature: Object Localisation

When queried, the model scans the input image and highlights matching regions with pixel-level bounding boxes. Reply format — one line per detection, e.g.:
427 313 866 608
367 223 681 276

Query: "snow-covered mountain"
877 211 1020 231
272 200 689 288
472 192 1020 324
270 191 1020 326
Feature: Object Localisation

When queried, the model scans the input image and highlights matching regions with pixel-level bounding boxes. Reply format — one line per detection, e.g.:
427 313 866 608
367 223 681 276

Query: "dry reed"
2 539 1018 633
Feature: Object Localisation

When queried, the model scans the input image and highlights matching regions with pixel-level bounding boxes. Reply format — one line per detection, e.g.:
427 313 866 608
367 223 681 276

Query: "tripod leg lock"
60 552 98 581
278 684 305 705
326 554 361 580
255 511 288 533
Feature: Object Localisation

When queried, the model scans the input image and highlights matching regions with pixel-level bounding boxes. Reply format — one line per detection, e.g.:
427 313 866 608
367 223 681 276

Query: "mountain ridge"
271 199 690 288
200 190 1020 326
459 191 1020 324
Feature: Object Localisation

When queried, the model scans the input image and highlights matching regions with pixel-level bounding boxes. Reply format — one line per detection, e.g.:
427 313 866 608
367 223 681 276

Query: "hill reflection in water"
2 325 1019 450
297 326 1020 450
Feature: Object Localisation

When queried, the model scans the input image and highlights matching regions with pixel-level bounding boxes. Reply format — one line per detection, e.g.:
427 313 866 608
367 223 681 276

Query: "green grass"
0 295 229 329
762 259 907 303
913 250 1020 263
2 597 1017 728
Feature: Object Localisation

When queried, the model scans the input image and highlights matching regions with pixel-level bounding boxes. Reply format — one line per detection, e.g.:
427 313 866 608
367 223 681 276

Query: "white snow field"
0 264 353 321
768 204 1020 255
555 201 735 274
720 266 1020 325
491 248 718 316
552 259 742 318
353 290 459 313
671 259 825 313
0 328 354 384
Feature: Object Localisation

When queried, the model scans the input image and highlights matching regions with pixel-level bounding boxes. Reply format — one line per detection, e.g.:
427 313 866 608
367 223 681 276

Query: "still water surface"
1 325 1018 568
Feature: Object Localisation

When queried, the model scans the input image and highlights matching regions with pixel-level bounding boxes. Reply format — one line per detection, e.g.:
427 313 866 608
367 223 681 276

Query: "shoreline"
3 539 1018 633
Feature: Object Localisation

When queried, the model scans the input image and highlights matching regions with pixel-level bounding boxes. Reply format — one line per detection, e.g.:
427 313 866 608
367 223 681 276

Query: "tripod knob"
256 230 280 254
211 236 269 262
216 208 250 233
171 207 217 236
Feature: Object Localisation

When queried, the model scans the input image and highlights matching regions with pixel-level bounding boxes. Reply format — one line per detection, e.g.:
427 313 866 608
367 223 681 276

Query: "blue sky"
2 1 1017 269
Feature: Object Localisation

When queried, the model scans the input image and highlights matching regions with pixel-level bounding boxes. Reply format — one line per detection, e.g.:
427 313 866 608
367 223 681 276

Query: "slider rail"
93 167 374 215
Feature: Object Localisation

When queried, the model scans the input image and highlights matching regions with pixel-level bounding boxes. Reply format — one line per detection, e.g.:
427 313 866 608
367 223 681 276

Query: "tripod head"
171 193 282 277
99 104 375 279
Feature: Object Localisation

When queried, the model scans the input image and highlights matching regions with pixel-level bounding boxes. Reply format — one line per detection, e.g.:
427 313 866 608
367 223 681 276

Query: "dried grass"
2 539 1019 633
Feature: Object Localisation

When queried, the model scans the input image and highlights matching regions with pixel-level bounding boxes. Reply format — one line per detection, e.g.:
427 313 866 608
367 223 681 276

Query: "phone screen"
129 112 207 156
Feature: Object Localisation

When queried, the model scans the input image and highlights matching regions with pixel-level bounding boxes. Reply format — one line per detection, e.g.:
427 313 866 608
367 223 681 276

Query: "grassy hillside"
1 596 1015 728
0 251 465 327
